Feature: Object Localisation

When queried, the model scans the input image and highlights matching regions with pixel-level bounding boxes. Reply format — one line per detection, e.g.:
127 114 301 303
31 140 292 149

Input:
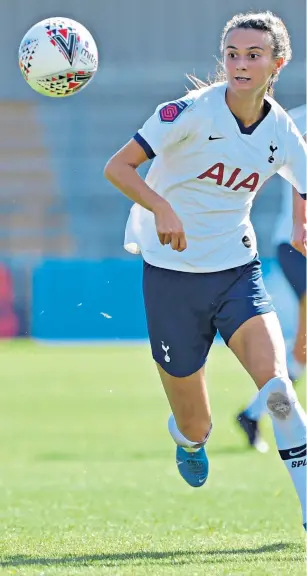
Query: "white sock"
287 351 305 381
244 352 306 422
258 377 307 525
168 414 212 451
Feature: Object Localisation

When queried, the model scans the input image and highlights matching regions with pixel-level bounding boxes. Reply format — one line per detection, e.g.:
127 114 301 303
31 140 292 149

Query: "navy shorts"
277 242 306 300
143 257 275 377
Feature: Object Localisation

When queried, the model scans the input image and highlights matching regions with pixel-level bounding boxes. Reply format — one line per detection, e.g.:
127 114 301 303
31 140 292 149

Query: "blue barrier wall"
31 258 297 342
32 258 148 340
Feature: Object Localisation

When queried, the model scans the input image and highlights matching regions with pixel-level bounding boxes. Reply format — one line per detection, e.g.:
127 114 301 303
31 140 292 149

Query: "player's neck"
225 88 266 128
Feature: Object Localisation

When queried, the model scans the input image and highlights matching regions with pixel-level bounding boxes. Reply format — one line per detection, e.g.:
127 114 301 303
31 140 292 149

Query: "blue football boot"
176 445 209 487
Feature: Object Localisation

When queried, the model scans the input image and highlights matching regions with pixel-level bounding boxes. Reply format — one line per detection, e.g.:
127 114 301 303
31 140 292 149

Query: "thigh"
214 256 275 346
277 243 306 300
143 261 216 377
228 311 288 389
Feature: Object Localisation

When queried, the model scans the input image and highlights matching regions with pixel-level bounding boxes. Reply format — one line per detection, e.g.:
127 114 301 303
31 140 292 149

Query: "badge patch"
159 100 191 123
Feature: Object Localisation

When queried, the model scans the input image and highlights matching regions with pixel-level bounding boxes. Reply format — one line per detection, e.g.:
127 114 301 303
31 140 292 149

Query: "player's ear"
273 56 284 76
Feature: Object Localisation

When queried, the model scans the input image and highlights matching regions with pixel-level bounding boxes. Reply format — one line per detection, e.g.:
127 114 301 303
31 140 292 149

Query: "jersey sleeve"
277 119 307 198
134 94 198 157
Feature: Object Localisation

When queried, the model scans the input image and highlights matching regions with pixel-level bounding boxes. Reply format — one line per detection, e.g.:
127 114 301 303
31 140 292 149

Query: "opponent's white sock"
244 393 263 421
287 351 305 382
168 414 212 452
258 377 307 525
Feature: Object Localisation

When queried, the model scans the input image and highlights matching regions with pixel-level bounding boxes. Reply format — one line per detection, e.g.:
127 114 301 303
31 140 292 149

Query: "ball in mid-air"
18 17 98 97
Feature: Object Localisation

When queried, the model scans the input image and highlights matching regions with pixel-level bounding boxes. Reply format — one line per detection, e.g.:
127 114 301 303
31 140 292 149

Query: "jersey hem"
141 251 258 273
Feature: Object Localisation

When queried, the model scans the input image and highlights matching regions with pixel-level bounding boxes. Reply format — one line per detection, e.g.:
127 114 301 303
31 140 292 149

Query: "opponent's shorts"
143 257 275 377
277 242 306 300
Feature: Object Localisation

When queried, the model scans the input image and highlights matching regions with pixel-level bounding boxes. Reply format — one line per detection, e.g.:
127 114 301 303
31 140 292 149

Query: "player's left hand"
291 222 307 257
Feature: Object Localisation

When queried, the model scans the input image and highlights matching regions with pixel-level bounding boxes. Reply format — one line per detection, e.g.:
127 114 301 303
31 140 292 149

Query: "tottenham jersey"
124 82 307 272
273 104 306 247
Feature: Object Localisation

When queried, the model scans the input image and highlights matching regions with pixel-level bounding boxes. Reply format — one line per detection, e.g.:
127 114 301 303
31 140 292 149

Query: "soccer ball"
18 17 98 97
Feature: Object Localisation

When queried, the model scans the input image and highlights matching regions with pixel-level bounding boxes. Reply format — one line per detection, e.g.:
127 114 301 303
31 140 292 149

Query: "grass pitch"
0 341 305 575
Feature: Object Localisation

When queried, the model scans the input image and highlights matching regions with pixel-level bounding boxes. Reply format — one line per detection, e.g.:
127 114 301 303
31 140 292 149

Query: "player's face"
223 28 283 94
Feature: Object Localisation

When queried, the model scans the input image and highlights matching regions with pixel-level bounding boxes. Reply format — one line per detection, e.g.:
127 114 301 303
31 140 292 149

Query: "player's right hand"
153 200 187 252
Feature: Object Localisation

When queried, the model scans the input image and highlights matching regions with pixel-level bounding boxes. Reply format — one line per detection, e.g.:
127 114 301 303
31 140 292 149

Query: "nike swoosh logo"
209 136 225 140
199 476 207 483
279 443 306 460
289 448 306 457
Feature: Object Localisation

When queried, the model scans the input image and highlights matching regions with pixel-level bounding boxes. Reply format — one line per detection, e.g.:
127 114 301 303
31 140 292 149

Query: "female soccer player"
237 105 306 451
104 12 307 529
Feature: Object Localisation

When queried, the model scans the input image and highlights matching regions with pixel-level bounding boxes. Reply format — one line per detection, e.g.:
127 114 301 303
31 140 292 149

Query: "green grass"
0 341 305 575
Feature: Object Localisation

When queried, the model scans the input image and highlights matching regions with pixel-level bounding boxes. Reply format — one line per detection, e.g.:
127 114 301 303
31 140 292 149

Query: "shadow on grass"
0 543 298 568
35 449 172 462
36 445 254 462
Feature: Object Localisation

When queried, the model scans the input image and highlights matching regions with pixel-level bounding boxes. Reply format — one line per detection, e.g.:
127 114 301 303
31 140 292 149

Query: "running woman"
104 12 307 529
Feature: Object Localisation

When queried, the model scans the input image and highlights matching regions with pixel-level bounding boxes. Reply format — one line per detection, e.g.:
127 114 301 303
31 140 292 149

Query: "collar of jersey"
220 83 273 138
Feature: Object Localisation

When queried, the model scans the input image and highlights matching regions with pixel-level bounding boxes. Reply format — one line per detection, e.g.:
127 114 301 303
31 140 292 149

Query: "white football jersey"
273 104 306 246
124 82 307 272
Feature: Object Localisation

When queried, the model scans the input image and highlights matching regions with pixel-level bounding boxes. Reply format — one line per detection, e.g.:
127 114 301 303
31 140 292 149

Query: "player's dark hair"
188 11 292 97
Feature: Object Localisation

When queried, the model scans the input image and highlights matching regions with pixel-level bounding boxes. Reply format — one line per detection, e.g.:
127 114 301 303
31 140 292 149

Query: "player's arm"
105 140 186 252
291 135 307 256
104 138 165 214
104 98 196 251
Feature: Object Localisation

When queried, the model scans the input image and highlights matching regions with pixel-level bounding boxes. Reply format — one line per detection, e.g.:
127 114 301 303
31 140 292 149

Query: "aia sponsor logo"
197 162 259 193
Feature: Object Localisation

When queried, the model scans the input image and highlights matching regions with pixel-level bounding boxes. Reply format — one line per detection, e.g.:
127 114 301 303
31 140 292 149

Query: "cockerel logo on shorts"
161 341 171 362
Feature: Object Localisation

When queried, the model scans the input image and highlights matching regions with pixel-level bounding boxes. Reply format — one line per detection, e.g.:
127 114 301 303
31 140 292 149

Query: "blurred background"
0 0 306 342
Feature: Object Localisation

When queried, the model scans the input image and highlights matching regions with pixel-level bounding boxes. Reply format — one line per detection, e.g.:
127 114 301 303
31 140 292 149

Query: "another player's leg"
277 242 306 383
142 261 215 488
288 293 306 382
236 386 269 453
236 404 269 453
228 312 307 529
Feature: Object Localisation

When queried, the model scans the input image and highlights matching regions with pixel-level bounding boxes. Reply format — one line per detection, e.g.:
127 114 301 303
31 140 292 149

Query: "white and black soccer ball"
18 17 98 97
